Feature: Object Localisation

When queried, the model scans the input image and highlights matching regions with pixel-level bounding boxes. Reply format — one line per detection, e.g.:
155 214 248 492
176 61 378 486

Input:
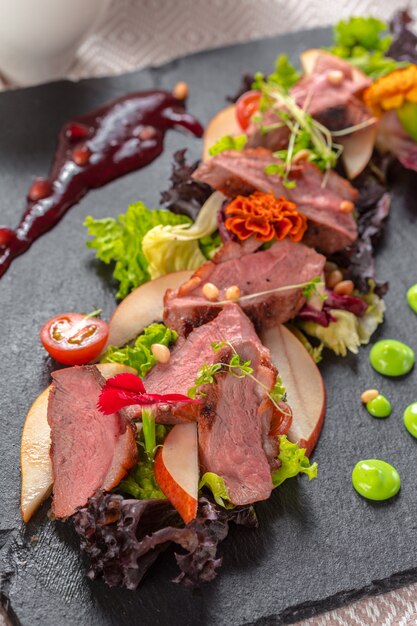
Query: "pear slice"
20 362 136 522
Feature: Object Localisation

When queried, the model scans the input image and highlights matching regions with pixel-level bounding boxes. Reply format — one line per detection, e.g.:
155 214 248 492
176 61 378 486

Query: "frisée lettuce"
298 284 385 357
272 435 318 488
100 323 178 376
84 202 191 299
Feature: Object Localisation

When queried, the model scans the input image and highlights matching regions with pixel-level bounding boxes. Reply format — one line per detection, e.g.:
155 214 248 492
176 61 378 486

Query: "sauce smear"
0 90 203 278
352 459 400 501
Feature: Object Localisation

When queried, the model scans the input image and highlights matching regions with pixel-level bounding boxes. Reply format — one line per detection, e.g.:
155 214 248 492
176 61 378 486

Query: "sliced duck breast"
193 148 358 254
163 238 326 335
48 365 138 518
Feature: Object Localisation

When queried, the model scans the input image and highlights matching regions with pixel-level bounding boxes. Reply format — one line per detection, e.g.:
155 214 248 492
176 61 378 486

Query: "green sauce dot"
407 284 417 314
403 402 417 438
352 460 401 501
366 394 391 418
370 339 415 377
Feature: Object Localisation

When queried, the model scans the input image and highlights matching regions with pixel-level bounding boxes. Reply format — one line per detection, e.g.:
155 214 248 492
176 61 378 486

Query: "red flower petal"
97 373 200 415
103 373 146 394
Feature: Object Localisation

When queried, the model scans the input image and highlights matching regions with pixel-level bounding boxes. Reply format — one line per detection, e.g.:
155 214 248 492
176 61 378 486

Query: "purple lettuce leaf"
296 305 335 327
330 158 391 296
388 9 417 64
226 73 256 103
160 149 213 221
325 290 368 317
297 290 368 327
72 491 257 590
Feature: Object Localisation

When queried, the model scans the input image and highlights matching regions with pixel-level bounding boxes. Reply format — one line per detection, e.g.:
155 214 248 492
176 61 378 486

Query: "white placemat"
3 1 417 623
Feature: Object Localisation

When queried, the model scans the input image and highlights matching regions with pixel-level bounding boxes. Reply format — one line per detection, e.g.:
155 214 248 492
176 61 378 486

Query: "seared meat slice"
146 303 258 395
48 365 138 518
193 148 358 253
247 52 374 150
164 238 325 335
198 338 282 505
148 303 287 505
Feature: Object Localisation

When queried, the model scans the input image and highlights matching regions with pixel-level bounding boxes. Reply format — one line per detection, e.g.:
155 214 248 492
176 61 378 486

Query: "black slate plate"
1 27 417 626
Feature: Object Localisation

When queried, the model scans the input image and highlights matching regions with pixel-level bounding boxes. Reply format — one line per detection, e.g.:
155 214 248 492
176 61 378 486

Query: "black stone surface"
1 27 417 626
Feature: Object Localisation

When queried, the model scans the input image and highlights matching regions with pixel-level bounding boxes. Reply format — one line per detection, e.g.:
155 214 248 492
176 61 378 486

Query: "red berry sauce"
0 90 203 277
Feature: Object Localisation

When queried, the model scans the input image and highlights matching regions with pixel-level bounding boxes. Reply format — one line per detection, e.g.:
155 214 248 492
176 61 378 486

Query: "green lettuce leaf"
209 134 247 156
85 202 190 300
272 435 318 488
141 192 223 279
100 323 178 376
298 286 385 357
199 231 222 260
330 17 408 78
253 54 300 93
270 374 287 403
118 425 168 500
199 472 234 509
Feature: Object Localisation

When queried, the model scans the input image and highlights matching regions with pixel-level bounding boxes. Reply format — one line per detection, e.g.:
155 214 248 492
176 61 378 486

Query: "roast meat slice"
198 338 281 505
145 303 257 395
193 148 358 254
48 365 138 518
148 303 286 505
247 52 373 150
163 238 326 335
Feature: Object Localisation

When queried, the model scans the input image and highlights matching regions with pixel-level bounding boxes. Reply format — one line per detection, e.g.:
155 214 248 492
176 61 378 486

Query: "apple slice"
154 423 198 524
339 120 378 179
106 270 193 349
20 362 136 523
261 325 326 456
202 104 241 162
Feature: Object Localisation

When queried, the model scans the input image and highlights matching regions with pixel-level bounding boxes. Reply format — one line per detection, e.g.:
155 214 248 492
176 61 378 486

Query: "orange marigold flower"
224 191 307 243
364 65 417 116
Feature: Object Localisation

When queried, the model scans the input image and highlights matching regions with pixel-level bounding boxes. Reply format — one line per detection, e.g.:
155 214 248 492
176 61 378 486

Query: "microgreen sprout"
188 341 289 414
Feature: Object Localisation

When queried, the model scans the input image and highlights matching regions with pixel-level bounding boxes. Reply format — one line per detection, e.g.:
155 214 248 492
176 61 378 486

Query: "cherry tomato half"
40 313 109 365
235 90 261 131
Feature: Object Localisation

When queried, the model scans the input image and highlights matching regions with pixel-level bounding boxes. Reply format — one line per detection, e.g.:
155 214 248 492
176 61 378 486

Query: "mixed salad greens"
22 8 417 592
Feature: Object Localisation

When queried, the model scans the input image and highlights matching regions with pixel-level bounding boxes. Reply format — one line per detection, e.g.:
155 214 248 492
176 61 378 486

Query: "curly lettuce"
330 17 407 78
84 202 190 299
272 435 318 488
199 472 233 509
141 191 223 279
100 323 178 376
298 284 385 357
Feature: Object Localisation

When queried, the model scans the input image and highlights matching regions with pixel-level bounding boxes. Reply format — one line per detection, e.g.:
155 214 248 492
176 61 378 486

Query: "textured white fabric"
3 1 417 623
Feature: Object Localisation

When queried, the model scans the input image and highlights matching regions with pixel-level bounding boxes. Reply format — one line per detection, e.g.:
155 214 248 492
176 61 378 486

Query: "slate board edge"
245 564 417 625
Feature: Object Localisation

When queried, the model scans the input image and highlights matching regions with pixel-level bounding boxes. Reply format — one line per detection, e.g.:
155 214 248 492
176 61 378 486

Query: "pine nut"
151 343 171 364
225 285 241 301
333 279 354 296
340 200 354 213
202 282 219 301
325 261 338 273
292 149 311 164
173 81 189 100
361 389 379 404
327 70 344 86
326 270 343 289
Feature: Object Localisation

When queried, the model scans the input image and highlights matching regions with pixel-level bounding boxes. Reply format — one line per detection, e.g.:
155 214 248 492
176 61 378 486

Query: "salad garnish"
224 191 307 242
97 372 200 415
101 323 178 376
21 6 417 596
